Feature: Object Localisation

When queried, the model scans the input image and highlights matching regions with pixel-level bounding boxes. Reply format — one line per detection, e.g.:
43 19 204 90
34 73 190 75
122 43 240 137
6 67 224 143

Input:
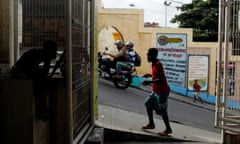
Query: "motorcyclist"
114 41 136 78
103 40 131 78
125 41 137 64
103 40 127 59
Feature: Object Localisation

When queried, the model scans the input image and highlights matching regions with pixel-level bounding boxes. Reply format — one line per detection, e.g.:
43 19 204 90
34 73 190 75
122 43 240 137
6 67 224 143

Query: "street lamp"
164 0 171 27
129 3 135 7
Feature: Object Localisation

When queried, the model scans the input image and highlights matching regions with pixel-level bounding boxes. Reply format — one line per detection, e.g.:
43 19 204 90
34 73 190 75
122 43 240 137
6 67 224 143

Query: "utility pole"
164 0 171 27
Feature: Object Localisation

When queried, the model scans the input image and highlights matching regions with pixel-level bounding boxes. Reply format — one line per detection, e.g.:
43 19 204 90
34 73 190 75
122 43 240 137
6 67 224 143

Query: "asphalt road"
98 78 220 133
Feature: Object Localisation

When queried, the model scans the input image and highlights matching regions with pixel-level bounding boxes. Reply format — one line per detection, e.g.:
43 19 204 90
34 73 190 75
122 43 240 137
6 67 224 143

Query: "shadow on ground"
103 127 196 143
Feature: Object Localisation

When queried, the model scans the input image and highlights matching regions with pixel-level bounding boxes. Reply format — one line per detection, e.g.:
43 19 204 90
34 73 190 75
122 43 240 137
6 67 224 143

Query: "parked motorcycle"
98 48 135 89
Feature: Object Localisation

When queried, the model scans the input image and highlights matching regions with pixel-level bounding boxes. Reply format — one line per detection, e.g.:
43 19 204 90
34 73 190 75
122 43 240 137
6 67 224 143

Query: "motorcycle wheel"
113 74 132 89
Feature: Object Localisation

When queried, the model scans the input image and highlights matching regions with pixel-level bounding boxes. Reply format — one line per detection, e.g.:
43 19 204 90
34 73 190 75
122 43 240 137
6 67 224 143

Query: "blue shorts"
144 93 169 115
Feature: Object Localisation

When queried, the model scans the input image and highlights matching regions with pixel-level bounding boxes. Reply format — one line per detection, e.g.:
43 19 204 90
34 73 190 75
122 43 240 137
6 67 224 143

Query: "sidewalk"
95 85 222 144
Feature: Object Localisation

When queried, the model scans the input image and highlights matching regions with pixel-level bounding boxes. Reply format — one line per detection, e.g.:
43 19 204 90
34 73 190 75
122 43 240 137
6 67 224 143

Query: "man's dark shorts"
144 92 169 115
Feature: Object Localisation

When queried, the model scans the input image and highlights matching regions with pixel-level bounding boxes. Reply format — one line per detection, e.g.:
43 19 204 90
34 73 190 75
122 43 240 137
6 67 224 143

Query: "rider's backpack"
134 51 141 67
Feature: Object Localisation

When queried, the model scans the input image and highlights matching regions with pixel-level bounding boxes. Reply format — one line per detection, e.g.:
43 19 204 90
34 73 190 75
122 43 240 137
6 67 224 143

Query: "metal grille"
216 0 240 134
71 0 92 137
22 0 65 51
19 0 92 138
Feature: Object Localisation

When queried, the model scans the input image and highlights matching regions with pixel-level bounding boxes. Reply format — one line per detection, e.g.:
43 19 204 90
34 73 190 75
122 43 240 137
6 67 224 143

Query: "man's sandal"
142 124 155 129
158 129 172 136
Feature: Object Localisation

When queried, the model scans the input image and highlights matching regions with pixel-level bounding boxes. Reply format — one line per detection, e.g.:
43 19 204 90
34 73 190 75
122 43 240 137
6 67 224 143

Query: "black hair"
148 48 158 58
43 40 57 52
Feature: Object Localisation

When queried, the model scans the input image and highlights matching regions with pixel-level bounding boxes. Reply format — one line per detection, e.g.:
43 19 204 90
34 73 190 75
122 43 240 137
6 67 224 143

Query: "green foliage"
170 0 218 42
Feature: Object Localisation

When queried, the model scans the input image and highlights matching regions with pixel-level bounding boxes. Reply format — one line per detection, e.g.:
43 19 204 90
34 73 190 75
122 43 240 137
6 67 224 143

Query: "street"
98 78 220 133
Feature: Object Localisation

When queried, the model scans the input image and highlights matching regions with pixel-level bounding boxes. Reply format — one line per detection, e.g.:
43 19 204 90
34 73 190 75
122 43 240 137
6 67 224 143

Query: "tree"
170 0 218 42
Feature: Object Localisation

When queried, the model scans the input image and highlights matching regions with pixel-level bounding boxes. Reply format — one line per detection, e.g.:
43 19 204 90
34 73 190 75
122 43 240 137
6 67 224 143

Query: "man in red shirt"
142 48 172 135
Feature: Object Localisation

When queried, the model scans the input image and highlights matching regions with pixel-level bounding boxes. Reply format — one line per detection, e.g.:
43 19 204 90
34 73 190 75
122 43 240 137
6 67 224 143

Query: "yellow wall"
98 0 219 95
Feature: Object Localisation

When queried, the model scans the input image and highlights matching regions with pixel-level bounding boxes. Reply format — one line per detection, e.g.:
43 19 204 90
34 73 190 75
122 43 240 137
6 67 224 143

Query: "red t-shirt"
152 60 170 94
193 82 201 92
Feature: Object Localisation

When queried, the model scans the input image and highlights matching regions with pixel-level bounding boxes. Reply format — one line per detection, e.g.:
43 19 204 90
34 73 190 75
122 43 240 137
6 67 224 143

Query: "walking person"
193 79 203 104
141 48 172 136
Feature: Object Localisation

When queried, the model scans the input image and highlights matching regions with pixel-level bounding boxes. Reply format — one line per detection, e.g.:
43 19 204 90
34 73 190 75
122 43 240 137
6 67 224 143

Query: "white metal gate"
215 0 240 139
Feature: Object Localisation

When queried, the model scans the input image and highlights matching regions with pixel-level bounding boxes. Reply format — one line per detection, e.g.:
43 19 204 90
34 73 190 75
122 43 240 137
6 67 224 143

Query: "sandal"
159 129 172 136
142 124 155 129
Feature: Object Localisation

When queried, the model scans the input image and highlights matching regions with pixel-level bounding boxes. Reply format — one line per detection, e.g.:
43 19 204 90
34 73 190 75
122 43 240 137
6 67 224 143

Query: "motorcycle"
98 48 135 89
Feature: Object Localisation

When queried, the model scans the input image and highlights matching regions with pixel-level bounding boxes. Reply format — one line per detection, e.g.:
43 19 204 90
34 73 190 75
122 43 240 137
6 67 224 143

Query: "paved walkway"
95 85 222 144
